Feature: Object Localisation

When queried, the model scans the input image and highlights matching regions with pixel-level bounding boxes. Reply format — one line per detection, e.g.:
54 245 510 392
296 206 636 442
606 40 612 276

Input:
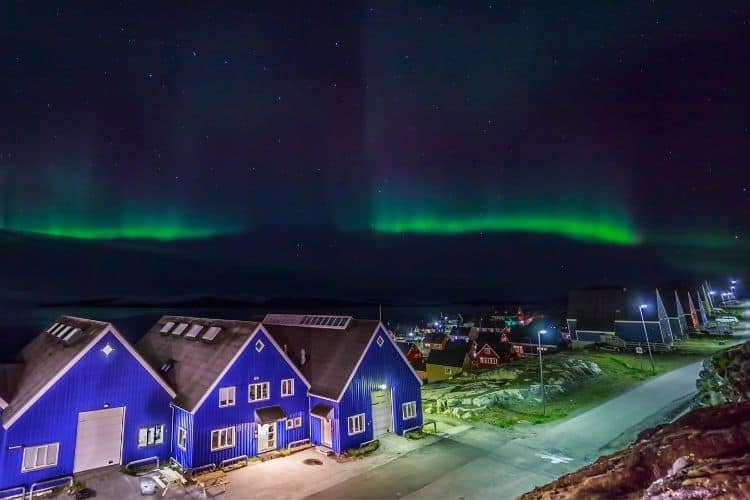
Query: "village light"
379 383 387 390
638 304 655 374
537 329 547 416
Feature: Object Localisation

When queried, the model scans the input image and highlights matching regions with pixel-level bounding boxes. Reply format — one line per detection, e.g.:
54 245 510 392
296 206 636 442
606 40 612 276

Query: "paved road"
308 304 750 500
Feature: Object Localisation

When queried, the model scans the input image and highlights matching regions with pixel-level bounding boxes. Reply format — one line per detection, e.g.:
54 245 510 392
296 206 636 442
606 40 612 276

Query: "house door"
371 389 393 436
257 423 276 453
73 407 125 473
321 418 333 447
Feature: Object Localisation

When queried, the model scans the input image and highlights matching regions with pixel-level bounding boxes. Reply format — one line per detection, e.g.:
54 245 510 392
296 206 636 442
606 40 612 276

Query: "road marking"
536 452 573 464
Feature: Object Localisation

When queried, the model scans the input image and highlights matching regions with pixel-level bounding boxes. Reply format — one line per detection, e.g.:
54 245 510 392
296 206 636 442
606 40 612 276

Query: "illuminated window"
219 386 236 407
22 443 59 472
249 382 270 402
177 427 187 450
281 379 294 397
347 414 365 435
402 401 417 420
138 425 164 447
210 427 235 451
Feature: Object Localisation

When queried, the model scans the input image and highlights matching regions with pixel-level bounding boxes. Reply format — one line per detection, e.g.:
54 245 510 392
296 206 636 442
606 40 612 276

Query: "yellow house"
425 343 471 383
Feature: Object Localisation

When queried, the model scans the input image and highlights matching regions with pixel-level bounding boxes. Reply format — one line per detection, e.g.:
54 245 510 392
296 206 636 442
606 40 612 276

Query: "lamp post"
538 329 547 415
639 305 655 373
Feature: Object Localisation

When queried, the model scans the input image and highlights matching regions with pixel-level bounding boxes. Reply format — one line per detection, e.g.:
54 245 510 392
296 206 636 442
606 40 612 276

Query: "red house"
471 341 516 369
397 342 424 364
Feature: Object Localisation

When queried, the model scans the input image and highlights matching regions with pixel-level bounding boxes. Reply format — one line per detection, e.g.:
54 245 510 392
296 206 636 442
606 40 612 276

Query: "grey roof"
263 318 380 400
2 316 110 425
255 405 287 424
426 342 469 367
136 316 259 412
310 403 334 419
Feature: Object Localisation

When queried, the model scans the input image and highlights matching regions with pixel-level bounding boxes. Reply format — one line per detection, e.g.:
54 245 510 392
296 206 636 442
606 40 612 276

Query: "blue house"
0 316 175 491
136 316 310 470
263 314 423 454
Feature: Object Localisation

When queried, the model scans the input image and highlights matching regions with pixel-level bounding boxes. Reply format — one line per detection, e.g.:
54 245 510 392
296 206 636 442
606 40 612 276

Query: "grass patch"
464 346 713 428
405 429 429 439
342 440 379 458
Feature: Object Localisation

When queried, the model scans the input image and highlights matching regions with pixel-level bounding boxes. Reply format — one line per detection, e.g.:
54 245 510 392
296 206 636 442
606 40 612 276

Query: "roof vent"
46 322 60 334
62 328 83 345
160 359 175 374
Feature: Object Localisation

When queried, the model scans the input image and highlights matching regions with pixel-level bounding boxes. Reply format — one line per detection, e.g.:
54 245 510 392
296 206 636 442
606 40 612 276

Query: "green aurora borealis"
371 213 640 245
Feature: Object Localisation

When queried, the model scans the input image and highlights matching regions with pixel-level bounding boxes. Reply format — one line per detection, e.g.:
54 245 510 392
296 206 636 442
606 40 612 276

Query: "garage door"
73 407 125 473
371 389 393 436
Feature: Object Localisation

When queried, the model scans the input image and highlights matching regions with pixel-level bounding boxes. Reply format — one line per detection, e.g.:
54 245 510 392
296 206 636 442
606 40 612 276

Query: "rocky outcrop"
520 401 750 499
422 358 600 419
694 342 750 408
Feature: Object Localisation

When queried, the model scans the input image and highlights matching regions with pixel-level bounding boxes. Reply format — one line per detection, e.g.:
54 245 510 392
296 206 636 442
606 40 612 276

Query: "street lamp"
538 329 547 415
639 305 655 373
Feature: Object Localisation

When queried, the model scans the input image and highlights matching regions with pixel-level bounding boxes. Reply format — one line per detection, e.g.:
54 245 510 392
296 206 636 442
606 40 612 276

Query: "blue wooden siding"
614 321 666 344
308 395 339 451
336 327 422 453
171 407 193 469
187 328 309 468
0 331 173 490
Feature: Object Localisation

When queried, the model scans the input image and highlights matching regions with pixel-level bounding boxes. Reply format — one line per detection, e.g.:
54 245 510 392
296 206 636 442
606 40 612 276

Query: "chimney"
300 348 307 365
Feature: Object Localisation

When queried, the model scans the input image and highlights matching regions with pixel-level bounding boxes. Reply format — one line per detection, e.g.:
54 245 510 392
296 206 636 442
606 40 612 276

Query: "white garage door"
74 407 125 473
371 389 393 436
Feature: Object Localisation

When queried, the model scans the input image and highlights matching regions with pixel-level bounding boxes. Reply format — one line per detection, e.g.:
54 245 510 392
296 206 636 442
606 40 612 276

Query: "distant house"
471 341 515 369
0 316 175 491
425 343 471 383
137 316 310 470
422 333 449 351
263 314 423 454
397 342 424 365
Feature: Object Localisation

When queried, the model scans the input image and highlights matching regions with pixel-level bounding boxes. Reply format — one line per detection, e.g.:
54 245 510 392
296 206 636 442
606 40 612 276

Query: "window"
513 345 524 355
483 347 491 354
286 416 303 430
248 382 270 402
402 401 417 420
281 379 294 397
347 414 365 435
444 367 453 375
177 427 187 450
22 443 59 472
138 425 165 447
479 357 498 365
219 386 236 407
210 427 235 451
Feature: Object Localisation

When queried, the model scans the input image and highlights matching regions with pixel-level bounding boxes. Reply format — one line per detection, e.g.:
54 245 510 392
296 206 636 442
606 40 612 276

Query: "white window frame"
286 416 303 430
281 378 294 397
22 443 59 472
347 413 365 435
138 425 165 448
219 386 236 407
444 366 453 375
248 382 270 402
177 427 187 451
210 426 236 451
402 401 417 420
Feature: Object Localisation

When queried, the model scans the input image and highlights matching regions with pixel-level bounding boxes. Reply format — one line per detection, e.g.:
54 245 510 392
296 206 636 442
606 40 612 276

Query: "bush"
342 440 380 458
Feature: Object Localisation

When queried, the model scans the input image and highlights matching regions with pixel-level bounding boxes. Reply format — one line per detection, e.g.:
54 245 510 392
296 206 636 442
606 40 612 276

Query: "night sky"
1 2 749 302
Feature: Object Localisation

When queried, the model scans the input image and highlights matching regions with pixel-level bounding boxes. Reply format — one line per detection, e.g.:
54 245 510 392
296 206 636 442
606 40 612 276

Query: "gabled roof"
262 318 382 401
137 316 263 412
396 342 419 355
426 342 469 367
477 341 513 357
3 316 174 428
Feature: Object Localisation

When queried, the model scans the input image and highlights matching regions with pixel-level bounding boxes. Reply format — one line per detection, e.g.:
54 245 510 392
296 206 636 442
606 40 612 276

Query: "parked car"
716 316 739 324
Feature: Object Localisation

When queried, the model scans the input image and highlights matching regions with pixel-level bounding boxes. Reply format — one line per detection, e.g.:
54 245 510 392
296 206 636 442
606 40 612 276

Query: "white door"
257 423 276 453
321 418 332 447
74 407 125 473
371 389 393 436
